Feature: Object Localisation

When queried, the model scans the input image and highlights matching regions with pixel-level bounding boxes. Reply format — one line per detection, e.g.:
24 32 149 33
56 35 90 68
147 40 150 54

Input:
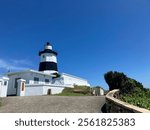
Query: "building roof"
0 76 9 80
61 73 88 81
6 70 89 84
6 69 55 77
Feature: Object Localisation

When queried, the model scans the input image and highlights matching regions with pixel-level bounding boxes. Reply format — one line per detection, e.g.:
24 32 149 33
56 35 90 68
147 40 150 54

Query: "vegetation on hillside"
104 71 150 110
122 88 150 110
0 98 2 107
55 85 92 96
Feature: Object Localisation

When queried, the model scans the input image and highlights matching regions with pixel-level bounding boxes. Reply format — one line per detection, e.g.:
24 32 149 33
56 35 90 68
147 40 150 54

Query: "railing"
25 83 73 88
106 89 150 113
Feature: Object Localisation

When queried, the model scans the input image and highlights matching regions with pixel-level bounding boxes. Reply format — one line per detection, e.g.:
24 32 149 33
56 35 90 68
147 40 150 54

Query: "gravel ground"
0 96 105 113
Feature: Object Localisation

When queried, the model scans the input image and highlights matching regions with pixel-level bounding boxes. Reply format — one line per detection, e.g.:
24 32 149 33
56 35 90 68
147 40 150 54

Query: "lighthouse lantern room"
39 42 58 74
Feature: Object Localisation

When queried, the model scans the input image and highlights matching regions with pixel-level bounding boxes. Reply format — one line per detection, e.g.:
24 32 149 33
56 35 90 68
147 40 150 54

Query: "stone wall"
106 89 150 113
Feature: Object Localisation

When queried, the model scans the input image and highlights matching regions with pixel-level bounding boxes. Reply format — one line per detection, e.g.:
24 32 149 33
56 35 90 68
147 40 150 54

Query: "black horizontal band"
39 62 58 71
39 49 58 56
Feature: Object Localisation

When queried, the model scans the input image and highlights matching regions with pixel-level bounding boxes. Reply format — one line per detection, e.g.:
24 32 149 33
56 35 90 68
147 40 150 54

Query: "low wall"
25 85 44 96
106 89 150 113
25 84 65 96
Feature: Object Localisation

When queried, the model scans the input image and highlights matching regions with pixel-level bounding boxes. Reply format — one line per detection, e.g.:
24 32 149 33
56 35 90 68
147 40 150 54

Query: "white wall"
28 72 52 85
25 84 64 96
0 77 9 97
43 85 64 95
61 73 90 87
7 73 30 95
100 88 104 96
7 71 53 96
25 85 44 96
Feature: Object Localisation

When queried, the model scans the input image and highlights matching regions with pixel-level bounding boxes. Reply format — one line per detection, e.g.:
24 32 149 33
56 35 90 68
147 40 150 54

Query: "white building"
92 87 105 96
6 42 90 96
0 77 9 97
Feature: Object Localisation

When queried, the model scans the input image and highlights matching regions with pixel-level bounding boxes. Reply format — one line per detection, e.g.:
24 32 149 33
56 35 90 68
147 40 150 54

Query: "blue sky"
0 0 150 89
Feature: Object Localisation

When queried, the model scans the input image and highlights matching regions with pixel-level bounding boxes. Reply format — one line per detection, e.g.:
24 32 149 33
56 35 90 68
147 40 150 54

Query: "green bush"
104 71 143 95
104 71 128 91
104 71 150 110
122 90 150 110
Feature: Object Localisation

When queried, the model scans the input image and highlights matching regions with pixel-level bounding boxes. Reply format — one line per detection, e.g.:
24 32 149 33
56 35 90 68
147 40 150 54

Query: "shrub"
104 71 127 91
104 71 143 95
104 71 150 110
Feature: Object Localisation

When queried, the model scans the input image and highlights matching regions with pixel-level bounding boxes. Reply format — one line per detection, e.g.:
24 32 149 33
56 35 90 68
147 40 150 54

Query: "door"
15 78 21 96
47 89 51 95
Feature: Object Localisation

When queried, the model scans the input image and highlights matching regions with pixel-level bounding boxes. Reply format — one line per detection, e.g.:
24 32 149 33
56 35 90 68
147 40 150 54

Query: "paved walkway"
0 96 105 113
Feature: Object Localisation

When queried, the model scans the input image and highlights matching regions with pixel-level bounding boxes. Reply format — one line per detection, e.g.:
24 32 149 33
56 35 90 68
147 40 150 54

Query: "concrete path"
0 96 105 113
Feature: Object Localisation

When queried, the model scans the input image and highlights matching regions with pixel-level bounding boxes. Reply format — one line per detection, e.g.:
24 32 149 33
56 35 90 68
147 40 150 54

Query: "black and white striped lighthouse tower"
39 42 58 74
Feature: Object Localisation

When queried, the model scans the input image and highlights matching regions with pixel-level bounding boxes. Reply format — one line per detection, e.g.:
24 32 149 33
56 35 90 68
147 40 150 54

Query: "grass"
53 85 92 96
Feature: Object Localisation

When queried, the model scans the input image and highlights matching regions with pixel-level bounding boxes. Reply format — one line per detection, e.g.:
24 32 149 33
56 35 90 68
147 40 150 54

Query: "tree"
104 71 127 91
104 71 144 95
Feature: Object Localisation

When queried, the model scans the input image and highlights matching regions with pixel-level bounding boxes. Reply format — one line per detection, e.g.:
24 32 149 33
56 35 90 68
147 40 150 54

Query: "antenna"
7 66 11 73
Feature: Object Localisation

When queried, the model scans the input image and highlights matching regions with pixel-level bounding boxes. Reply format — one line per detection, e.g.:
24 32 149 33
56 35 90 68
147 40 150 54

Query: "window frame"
34 77 39 84
45 79 50 84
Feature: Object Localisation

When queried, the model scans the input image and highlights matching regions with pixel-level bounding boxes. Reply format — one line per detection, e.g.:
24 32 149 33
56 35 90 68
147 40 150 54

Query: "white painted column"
17 79 26 96
0 77 9 97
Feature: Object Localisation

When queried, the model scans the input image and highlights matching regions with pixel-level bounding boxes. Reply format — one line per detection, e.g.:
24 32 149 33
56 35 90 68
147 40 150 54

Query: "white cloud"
0 59 9 69
11 59 33 66
0 59 31 71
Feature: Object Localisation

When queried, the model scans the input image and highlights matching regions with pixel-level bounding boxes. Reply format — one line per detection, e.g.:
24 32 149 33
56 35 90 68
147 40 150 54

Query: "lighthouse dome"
45 42 52 50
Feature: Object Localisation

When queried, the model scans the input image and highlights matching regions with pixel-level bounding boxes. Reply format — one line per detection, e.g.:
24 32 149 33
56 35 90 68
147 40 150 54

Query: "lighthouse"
39 42 58 74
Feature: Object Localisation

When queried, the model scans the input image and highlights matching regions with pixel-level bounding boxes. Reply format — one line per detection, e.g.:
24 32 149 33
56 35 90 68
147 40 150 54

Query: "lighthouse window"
43 55 45 58
34 77 39 84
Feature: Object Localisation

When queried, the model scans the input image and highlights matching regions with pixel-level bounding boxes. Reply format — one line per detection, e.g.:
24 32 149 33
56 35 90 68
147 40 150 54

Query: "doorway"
47 89 51 95
14 78 21 96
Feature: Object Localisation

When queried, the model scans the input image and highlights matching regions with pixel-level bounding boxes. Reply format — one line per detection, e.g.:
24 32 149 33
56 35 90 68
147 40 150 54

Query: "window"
45 79 49 84
34 77 39 84
4 81 7 86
